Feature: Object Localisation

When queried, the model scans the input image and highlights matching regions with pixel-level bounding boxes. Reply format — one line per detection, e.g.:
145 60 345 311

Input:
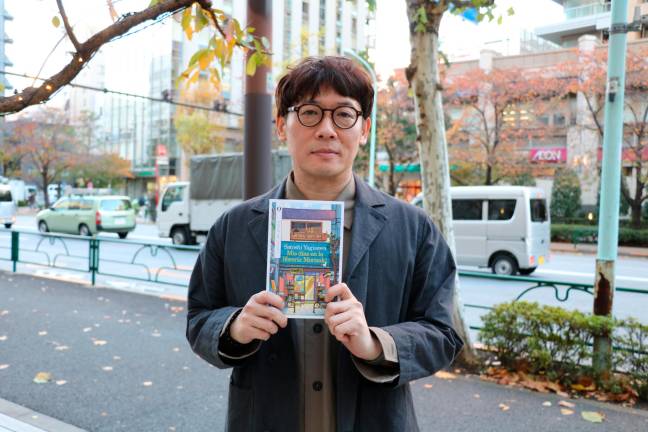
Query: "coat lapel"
343 175 387 307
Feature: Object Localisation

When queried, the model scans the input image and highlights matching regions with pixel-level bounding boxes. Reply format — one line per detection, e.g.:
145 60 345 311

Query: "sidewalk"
0 398 84 432
551 242 648 258
2 270 648 431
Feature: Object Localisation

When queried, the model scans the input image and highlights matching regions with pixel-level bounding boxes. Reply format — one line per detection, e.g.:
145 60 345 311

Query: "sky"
3 0 565 95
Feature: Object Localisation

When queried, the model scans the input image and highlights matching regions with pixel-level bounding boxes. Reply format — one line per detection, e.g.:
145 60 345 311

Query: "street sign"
156 156 169 166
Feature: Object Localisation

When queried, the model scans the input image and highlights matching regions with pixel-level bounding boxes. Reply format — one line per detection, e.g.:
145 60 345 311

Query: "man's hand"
229 291 288 344
324 283 381 361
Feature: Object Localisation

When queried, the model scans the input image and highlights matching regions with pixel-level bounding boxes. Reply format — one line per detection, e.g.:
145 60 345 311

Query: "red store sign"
529 148 567 164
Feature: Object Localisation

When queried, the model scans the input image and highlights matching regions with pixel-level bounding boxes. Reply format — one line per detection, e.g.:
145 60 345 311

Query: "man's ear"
276 116 287 141
359 117 371 145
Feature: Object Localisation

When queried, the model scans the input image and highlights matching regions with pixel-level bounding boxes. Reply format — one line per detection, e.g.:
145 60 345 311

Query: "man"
187 56 463 432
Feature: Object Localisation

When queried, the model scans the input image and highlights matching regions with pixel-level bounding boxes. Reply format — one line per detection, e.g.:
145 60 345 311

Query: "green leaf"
507 7 515 16
181 7 193 39
52 16 61 28
581 411 604 423
497 15 503 26
149 0 160 6
0 83 5 92
195 8 209 33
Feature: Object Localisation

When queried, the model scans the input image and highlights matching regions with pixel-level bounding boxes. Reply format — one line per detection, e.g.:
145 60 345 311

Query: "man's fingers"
324 299 356 318
331 320 360 339
248 302 288 328
326 310 355 329
246 315 279 335
253 291 285 309
325 283 354 302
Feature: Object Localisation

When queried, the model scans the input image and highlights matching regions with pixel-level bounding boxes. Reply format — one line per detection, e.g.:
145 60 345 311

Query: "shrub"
551 224 648 246
551 168 581 220
479 301 647 399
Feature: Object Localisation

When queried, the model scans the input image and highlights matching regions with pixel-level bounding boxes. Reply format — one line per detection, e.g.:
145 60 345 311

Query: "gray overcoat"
186 175 463 432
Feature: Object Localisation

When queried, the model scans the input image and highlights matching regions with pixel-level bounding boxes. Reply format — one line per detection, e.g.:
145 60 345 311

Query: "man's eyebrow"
302 99 357 107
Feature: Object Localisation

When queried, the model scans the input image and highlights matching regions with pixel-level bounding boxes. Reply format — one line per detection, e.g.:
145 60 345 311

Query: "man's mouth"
311 149 339 155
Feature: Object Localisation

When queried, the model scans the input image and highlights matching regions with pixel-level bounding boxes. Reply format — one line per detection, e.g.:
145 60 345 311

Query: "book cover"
266 199 344 318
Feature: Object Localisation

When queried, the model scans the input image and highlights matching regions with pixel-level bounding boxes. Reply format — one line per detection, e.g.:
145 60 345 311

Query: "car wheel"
118 232 128 239
519 267 537 276
79 224 92 237
492 254 518 276
171 227 187 245
3 223 11 229
38 221 49 233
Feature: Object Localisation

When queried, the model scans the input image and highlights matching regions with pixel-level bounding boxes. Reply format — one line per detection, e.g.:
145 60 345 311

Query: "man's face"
276 87 371 184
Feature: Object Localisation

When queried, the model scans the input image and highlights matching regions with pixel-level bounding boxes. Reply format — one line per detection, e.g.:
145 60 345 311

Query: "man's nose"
315 112 337 139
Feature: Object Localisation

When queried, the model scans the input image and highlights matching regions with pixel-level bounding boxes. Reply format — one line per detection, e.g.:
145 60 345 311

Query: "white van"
412 186 550 275
0 185 17 228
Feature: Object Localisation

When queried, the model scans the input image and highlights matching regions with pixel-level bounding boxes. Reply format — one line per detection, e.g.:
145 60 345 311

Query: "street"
1 272 647 432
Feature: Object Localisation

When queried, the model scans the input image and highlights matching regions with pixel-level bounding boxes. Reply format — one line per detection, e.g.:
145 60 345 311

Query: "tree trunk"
405 2 478 367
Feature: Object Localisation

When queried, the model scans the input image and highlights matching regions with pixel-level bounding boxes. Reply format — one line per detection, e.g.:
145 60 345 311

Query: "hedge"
551 224 648 247
480 301 648 400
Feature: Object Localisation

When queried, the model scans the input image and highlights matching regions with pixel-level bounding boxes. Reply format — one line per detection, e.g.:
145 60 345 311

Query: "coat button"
313 323 323 333
312 381 323 391
268 353 277 363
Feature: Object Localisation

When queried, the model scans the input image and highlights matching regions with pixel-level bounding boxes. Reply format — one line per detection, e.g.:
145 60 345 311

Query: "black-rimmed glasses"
287 104 363 129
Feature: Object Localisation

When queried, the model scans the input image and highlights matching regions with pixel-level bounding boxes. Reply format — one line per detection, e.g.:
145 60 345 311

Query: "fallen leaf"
581 411 605 423
571 383 596 392
435 371 456 380
498 403 510 411
54 345 69 351
101 366 113 372
474 394 480 399
82 327 92 333
172 347 180 352
142 381 153 387
558 400 575 408
151 332 161 337
545 381 563 393
0 310 9 316
0 364 9 370
100 412 108 417
542 401 552 407
93 340 107 346
170 306 184 313
560 408 574 416
38 331 48 336
424 384 433 389
33 372 52 384
113 356 121 361
0 335 7 341
55 380 67 386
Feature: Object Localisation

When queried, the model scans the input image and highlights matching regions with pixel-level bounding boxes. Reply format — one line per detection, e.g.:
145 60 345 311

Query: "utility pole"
244 0 272 200
592 0 630 375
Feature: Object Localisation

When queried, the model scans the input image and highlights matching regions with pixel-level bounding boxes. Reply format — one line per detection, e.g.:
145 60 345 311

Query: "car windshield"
100 199 132 211
0 190 12 202
531 199 548 222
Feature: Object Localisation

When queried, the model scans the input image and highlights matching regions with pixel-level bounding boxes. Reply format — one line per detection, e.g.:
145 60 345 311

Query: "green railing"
459 270 648 331
0 229 201 288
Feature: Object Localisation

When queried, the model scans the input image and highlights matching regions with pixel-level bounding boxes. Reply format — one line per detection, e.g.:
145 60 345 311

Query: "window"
161 186 185 211
100 199 132 211
530 199 548 222
53 199 69 210
488 199 516 221
0 189 11 202
68 199 82 210
452 199 482 220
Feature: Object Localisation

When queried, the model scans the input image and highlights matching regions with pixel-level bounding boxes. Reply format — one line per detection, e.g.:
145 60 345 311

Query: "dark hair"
275 56 373 119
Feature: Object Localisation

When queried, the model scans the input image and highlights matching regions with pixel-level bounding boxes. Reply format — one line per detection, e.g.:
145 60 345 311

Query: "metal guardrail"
0 229 201 288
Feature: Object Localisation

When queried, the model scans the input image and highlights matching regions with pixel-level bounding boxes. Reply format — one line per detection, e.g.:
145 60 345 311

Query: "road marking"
536 269 648 283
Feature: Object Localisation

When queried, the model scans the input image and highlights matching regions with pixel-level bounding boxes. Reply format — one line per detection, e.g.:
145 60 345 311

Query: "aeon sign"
529 148 567 163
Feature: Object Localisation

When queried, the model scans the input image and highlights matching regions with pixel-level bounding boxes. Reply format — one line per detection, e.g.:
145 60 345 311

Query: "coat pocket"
225 383 254 432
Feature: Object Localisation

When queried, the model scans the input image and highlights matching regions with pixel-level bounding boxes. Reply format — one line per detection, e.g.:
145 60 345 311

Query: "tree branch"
56 0 81 52
0 0 196 115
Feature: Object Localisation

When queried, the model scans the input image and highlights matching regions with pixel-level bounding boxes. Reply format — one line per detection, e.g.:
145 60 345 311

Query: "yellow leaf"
558 400 575 408
246 54 257 76
0 364 9 370
434 371 456 380
93 340 107 346
581 411 604 423
52 16 61 28
498 403 510 411
560 408 574 415
55 380 67 386
424 383 433 389
33 372 52 384
182 8 193 40
143 381 153 387
198 51 212 70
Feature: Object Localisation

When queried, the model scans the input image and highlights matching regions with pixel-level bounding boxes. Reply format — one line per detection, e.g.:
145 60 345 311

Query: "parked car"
411 186 550 275
36 195 136 238
0 185 17 228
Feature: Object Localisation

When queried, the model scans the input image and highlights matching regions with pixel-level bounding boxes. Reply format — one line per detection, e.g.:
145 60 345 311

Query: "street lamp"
344 49 377 188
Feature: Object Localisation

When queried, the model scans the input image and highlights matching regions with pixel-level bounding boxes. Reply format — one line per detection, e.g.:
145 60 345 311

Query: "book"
266 199 344 318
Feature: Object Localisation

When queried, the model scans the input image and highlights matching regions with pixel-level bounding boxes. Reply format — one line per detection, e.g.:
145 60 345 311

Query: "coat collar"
247 174 388 305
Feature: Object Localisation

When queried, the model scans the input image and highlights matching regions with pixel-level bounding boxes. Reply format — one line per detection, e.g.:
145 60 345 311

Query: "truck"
156 151 293 245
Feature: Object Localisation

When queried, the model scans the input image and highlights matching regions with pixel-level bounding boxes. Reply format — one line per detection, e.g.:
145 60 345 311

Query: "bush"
480 301 648 399
17 200 28 207
551 168 581 220
551 224 648 246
